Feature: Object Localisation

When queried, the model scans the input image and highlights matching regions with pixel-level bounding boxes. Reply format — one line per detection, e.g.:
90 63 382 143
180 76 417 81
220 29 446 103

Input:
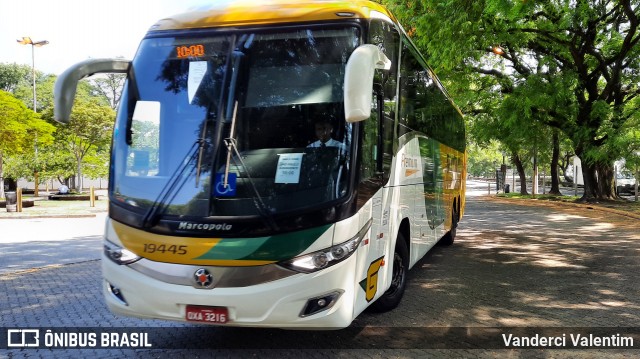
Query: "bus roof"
150 0 395 31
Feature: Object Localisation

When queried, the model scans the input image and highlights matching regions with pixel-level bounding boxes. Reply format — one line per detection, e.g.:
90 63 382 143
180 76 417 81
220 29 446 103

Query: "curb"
0 210 107 220
0 214 102 219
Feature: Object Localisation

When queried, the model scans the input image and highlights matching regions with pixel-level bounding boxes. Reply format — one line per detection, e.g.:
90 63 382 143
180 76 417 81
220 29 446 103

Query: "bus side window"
369 18 399 180
360 94 379 182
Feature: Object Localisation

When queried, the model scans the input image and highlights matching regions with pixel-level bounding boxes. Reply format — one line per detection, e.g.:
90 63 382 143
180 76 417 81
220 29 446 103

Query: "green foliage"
0 90 55 197
382 0 640 199
466 140 503 177
0 91 32 155
40 98 114 191
42 145 78 182
0 63 31 93
0 90 55 155
81 148 110 180
12 73 54 111
0 62 115 191
90 74 126 109
3 154 42 180
617 102 640 172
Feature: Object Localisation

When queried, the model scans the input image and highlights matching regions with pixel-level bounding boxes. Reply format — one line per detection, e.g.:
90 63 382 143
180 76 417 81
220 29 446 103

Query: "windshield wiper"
222 101 239 190
221 101 279 231
141 140 201 229
195 114 214 188
226 144 280 232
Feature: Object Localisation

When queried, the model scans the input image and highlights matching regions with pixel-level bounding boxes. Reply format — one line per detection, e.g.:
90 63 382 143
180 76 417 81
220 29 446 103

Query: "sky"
0 0 215 75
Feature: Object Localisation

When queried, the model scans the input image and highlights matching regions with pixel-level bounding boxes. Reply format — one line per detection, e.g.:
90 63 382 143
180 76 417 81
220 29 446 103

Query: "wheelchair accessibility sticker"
214 173 237 197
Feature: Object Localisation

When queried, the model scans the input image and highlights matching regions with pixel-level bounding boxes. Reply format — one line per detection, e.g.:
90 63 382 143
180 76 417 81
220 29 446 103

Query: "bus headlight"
280 219 371 273
104 240 141 265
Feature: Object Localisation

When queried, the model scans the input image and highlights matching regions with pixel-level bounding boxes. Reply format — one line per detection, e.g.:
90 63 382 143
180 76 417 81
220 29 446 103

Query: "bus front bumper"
102 253 358 329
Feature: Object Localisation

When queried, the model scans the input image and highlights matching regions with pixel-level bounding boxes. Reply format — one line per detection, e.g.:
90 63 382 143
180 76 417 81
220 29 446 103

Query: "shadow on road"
391 197 640 328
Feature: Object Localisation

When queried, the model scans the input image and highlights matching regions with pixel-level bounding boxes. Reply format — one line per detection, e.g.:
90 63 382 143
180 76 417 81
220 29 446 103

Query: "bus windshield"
111 26 359 220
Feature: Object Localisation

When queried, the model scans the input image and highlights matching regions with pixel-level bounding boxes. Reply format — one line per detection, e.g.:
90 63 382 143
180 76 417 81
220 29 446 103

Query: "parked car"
616 173 637 194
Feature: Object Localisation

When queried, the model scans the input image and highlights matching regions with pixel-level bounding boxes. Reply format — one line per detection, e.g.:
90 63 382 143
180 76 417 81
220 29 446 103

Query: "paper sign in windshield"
275 153 303 184
188 61 208 104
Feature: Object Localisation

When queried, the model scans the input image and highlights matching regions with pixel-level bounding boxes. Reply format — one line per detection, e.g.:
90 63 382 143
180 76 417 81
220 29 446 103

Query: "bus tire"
439 207 458 246
368 234 408 312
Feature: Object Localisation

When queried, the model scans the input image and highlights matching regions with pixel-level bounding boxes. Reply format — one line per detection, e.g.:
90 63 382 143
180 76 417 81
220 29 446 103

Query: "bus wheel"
439 208 458 246
369 234 408 312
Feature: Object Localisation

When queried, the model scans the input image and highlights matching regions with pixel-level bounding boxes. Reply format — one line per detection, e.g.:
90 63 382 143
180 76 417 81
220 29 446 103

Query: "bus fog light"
300 290 344 317
107 282 129 306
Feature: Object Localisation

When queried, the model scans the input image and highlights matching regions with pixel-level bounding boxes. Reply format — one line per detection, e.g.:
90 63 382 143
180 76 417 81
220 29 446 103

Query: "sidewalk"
468 179 640 220
0 191 108 219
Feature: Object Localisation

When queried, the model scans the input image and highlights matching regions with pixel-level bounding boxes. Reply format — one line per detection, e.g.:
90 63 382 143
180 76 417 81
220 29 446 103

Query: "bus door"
419 136 443 245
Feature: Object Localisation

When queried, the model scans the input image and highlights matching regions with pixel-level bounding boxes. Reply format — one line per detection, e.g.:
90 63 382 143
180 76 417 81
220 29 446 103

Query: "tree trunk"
76 158 83 193
0 149 4 199
575 147 618 202
579 159 599 202
512 152 528 195
549 130 562 195
596 162 616 200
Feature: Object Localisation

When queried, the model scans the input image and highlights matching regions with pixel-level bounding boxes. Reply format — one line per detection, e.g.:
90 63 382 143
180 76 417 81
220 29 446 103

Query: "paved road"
1 186 639 357
0 214 106 274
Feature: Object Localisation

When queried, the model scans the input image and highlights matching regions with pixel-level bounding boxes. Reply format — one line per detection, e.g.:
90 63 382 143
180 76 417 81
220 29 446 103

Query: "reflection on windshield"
111 27 359 220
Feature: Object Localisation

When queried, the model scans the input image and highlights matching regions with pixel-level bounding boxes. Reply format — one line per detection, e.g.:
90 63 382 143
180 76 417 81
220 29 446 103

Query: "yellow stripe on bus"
111 221 276 266
151 0 394 31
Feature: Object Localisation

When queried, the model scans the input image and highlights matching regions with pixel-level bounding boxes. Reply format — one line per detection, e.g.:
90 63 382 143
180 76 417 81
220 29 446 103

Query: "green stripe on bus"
194 224 332 261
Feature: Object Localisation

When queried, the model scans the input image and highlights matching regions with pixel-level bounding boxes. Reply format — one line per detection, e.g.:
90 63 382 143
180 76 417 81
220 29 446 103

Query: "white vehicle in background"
616 172 637 195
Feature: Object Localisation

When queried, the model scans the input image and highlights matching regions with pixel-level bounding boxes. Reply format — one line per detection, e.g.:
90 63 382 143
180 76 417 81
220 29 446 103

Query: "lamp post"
17 37 48 112
17 36 48 197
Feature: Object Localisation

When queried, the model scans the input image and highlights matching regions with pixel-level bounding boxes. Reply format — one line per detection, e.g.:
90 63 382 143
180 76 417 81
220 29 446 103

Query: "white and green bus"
54 0 466 328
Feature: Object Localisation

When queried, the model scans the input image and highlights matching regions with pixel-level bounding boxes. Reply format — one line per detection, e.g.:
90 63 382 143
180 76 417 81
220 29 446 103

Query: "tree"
90 73 125 110
466 140 503 178
0 63 31 93
382 0 565 196
13 74 56 113
1 64 115 194
382 0 640 201
0 90 55 198
41 99 114 192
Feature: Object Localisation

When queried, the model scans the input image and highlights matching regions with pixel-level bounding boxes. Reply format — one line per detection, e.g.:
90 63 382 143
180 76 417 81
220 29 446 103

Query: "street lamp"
16 37 48 112
17 36 48 197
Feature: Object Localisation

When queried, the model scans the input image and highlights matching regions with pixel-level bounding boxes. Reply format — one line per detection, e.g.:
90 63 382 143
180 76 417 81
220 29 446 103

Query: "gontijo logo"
401 154 420 177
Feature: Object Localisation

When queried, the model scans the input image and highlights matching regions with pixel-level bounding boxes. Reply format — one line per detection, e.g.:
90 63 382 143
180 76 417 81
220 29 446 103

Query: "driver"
307 118 348 154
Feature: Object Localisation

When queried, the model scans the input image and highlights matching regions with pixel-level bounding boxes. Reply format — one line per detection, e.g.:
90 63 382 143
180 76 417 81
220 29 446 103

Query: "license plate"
185 305 229 324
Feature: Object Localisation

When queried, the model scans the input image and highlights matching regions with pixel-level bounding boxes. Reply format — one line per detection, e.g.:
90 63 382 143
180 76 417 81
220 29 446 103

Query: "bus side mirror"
54 58 131 124
344 45 391 123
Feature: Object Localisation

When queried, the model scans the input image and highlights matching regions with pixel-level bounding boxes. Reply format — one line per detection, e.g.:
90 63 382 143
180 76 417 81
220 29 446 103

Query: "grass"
498 192 581 201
